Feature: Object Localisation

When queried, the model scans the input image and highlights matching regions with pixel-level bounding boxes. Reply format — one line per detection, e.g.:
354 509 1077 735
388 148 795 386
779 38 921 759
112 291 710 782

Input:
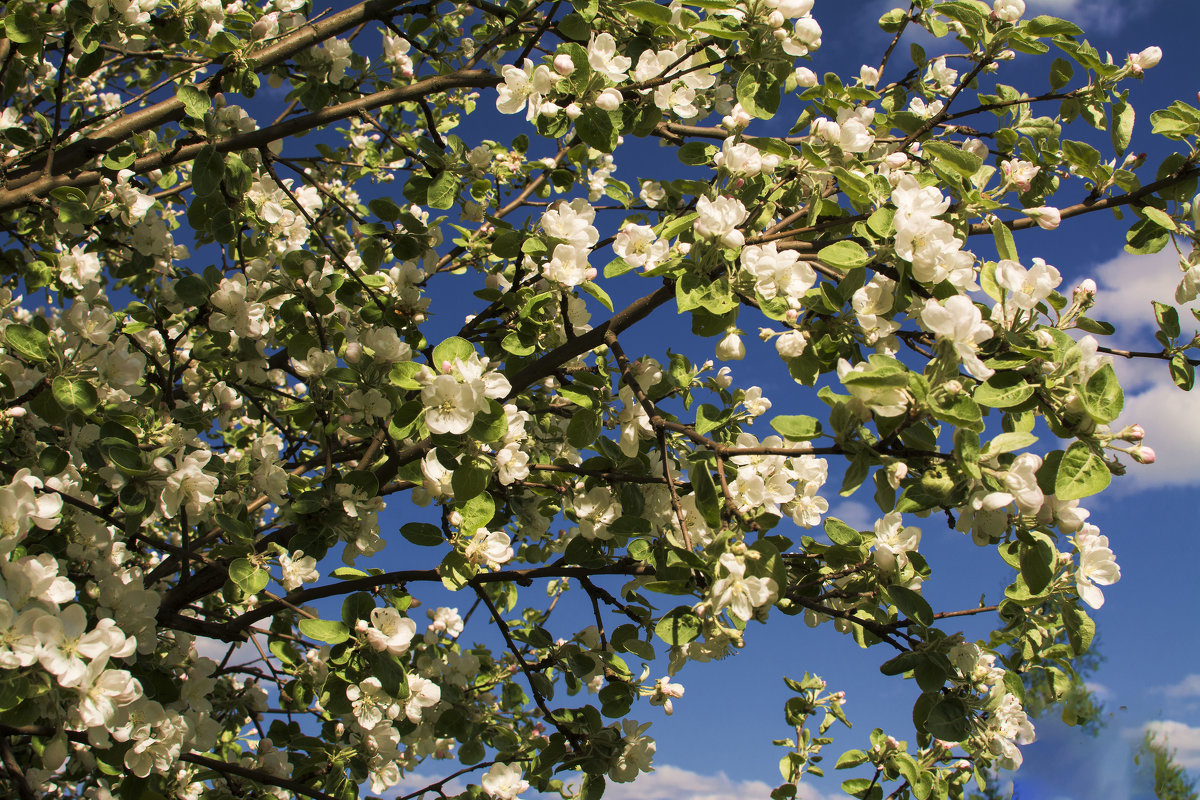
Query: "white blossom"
1074 525 1120 609
920 296 995 380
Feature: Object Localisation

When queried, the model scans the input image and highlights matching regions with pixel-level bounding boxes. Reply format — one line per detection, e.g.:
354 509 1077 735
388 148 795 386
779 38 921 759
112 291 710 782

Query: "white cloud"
1141 721 1200 769
1082 248 1200 489
1153 674 1200 699
828 500 875 532
1088 249 1181 345
1113 372 1200 488
1084 681 1113 701
595 765 847 800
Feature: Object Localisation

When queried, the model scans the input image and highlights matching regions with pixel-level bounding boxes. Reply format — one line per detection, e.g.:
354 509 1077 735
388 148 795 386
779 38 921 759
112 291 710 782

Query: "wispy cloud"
827 500 876 532
571 765 847 800
1152 674 1200 699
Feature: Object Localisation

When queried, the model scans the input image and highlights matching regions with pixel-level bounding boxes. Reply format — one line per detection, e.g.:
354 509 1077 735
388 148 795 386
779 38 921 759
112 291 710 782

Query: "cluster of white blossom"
726 431 830 528
418 353 512 435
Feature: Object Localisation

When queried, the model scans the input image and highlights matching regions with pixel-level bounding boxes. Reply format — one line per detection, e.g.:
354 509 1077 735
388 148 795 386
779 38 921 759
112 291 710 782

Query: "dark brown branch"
0 69 501 213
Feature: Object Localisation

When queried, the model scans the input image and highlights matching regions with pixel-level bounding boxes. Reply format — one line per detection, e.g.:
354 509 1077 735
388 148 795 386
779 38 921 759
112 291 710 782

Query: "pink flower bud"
1126 424 1145 442
553 54 575 76
1132 445 1156 464
1074 278 1097 297
440 360 452 373
585 267 598 281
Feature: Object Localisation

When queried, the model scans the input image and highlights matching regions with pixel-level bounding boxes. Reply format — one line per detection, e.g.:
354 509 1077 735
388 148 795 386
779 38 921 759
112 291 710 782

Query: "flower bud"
716 331 746 361
1073 278 1097 299
553 54 575 76
448 510 464 527
344 342 363 363
1023 205 1061 230
859 65 880 87
794 67 818 87
1131 445 1156 464
595 88 622 111
1121 423 1146 442
1127 45 1162 75
564 102 582 120
767 9 785 28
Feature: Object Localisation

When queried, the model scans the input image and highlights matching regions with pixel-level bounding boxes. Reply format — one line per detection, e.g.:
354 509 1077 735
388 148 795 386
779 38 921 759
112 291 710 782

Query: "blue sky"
499 2 1200 799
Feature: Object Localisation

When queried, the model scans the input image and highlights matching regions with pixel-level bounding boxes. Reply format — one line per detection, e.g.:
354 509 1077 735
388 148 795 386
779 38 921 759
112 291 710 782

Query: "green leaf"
427 171 457 210
1049 57 1073 91
1154 300 1181 339
5 324 51 362
974 372 1034 408
192 146 225 197
459 492 496 532
1019 533 1055 594
1125 218 1171 255
1054 443 1111 500
174 274 210 308
769 414 822 441
177 84 211 119
878 8 907 31
736 68 780 120
1170 353 1195 390
655 606 702 645
887 585 933 627
1110 100 1135 155
624 0 674 26
298 618 351 644
440 551 478 591
1025 15 1083 36
451 456 490 501
369 197 403 221
567 410 601 449
400 522 444 547
390 361 425 390
817 241 870 270
924 696 970 742
579 279 614 312
431 336 474 366
1143 206 1178 232
577 107 618 153
991 221 1018 262
230 558 269 595
1063 604 1095 654
1080 363 1123 423
51 376 98 415
923 141 982 178
38 445 69 475
824 517 861 546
